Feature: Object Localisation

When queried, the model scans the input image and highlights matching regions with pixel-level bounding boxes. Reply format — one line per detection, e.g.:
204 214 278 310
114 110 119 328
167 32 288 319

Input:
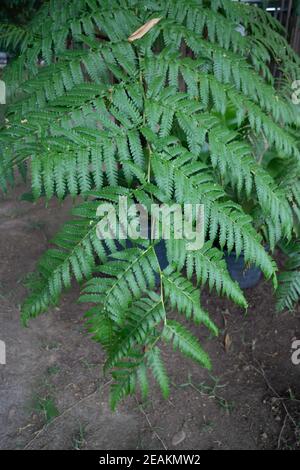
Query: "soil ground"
0 180 300 450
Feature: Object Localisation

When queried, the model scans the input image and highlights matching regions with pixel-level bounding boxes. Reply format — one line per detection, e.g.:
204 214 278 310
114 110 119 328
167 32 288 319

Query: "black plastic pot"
113 238 168 285
115 236 262 289
224 251 262 289
153 239 168 285
152 242 263 289
151 243 263 289
154 239 168 269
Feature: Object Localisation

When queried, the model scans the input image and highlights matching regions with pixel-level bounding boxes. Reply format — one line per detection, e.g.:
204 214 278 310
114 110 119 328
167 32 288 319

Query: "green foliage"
0 1 43 29
276 242 300 312
34 396 59 423
1 0 300 408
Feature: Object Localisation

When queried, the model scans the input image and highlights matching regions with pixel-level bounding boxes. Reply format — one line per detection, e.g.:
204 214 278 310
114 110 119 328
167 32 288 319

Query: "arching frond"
1 0 299 409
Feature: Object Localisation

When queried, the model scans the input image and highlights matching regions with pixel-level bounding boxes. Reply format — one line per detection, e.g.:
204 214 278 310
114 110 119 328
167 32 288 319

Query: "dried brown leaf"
128 18 161 42
224 333 232 353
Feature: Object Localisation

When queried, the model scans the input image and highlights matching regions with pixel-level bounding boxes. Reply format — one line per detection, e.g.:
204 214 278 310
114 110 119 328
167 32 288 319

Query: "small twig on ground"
277 414 288 449
135 398 167 450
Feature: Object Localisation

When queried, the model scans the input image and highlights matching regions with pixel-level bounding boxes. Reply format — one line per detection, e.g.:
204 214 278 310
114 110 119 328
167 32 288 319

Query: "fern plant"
1 0 300 408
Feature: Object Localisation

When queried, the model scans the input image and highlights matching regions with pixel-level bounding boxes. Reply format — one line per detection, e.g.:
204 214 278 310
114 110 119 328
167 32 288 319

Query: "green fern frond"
162 266 218 335
80 246 159 322
21 190 130 324
276 242 300 312
2 0 299 409
150 143 277 281
105 294 164 370
162 319 211 369
147 346 170 400
185 241 247 309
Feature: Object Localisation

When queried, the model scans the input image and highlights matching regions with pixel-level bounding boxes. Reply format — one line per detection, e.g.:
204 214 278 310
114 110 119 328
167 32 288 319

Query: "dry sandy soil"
0 180 300 450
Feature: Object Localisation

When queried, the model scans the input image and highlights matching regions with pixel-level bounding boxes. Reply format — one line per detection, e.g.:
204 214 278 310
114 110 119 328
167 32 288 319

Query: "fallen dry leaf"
128 18 161 42
224 333 232 352
171 430 186 446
